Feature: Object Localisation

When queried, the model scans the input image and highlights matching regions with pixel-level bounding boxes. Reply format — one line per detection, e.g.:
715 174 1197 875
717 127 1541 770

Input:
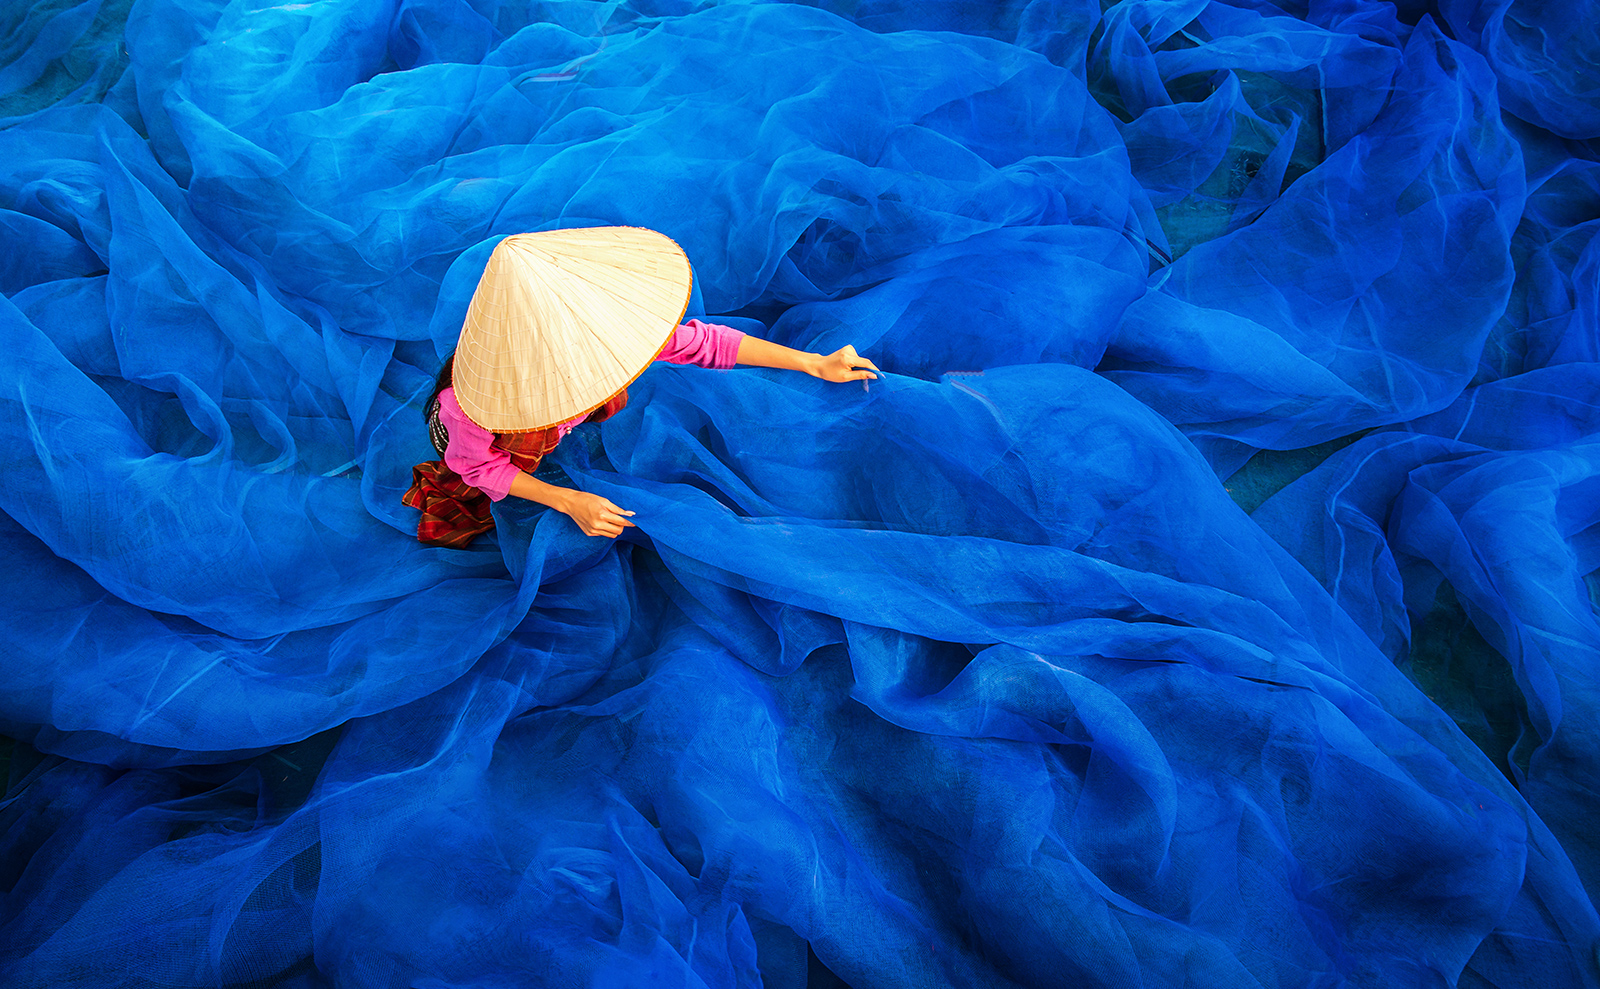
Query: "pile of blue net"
4 0 1600 985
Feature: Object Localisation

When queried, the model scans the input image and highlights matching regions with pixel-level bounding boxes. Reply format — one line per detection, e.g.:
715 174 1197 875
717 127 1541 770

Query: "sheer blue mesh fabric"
3 0 1600 986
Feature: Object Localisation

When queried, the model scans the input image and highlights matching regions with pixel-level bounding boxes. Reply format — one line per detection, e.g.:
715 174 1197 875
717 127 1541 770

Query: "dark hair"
423 353 456 457
425 352 455 425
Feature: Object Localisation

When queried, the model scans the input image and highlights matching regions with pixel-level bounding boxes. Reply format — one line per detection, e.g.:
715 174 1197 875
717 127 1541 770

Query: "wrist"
801 352 824 377
526 474 575 514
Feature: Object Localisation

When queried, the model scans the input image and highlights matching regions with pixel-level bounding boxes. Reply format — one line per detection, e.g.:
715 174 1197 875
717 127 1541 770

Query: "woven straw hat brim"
451 227 694 433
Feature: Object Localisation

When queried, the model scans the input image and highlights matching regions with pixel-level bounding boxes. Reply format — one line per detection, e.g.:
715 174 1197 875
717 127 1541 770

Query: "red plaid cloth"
403 391 629 548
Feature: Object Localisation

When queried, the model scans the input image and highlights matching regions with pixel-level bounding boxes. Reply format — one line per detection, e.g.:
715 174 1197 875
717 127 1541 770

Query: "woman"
405 227 878 547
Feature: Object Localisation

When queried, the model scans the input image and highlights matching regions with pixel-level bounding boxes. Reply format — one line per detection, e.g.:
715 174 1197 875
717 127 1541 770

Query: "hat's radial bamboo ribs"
452 226 694 433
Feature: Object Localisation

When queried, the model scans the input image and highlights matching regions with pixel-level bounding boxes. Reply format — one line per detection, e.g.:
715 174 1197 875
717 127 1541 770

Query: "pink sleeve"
656 319 745 369
439 388 521 502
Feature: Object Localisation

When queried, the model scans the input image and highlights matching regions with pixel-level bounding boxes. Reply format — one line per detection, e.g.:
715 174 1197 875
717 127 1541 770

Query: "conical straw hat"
450 227 693 433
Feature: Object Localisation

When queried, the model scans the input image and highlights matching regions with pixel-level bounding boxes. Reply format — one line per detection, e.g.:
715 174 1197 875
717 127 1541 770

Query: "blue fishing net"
3 0 1600 986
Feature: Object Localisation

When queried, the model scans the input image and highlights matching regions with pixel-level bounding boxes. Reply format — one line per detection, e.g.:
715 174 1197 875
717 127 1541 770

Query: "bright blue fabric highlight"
3 1 1600 986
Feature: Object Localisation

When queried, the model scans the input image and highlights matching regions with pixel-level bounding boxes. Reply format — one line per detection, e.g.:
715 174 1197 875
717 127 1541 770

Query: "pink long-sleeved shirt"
438 319 745 500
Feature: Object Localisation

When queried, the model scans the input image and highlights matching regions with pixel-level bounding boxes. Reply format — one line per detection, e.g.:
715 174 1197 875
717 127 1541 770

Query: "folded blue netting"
3 0 1600 986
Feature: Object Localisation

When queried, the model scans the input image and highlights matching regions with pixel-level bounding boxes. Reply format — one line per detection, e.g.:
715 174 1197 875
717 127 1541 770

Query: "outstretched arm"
507 472 635 538
500 331 878 538
735 335 879 383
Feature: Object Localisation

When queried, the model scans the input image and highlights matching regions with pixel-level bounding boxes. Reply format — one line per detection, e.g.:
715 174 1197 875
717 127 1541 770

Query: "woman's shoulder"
436 387 487 437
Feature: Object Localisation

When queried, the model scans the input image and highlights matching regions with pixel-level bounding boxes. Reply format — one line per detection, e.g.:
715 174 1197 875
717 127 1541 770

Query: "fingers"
571 496 637 538
592 511 634 537
600 502 636 529
817 347 880 384
847 353 878 390
831 347 879 381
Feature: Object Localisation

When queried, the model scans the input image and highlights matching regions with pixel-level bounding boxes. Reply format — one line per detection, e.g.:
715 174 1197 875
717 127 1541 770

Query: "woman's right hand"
561 490 636 538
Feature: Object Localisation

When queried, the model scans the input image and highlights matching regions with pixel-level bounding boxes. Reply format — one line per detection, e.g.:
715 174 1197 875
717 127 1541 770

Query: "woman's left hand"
809 345 879 383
